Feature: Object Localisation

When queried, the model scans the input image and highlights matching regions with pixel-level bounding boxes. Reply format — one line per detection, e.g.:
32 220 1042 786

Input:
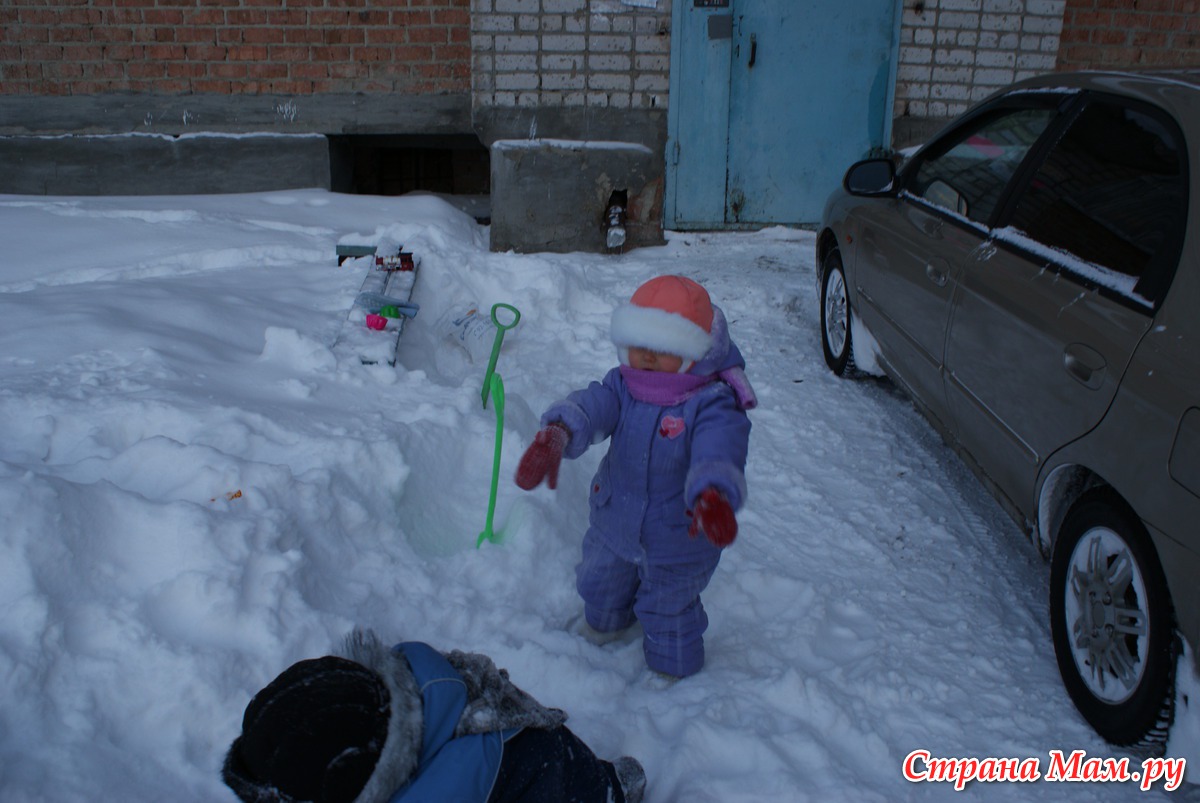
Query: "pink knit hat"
610 275 714 364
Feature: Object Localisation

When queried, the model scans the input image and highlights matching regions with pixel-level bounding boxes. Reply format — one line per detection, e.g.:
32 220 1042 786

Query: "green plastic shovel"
477 371 506 548
482 303 521 409
476 303 521 547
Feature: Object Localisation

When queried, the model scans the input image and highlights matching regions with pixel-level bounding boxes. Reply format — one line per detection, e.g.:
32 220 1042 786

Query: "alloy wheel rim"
824 269 848 358
1064 526 1149 704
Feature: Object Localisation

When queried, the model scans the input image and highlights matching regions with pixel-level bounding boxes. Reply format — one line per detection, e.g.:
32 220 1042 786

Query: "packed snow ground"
0 190 1196 802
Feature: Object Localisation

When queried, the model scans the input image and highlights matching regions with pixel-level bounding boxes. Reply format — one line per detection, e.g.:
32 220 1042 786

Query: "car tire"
1049 490 1176 749
820 249 856 376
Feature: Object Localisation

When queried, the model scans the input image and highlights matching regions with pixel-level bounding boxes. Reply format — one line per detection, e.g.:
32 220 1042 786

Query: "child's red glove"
515 423 571 490
688 488 737 547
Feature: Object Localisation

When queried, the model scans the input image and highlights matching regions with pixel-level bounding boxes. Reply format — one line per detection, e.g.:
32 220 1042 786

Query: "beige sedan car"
816 69 1199 751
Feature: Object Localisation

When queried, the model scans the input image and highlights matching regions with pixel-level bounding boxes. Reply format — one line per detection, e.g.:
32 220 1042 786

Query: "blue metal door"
666 2 734 227
667 0 899 228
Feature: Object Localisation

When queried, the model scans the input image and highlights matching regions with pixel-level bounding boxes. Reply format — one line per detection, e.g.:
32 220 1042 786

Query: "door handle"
972 241 998 262
748 34 757 68
925 262 948 287
1064 343 1106 390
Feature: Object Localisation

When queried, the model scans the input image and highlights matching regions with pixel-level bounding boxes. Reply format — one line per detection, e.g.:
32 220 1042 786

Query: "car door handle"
1064 343 1106 390
971 241 998 262
925 262 948 287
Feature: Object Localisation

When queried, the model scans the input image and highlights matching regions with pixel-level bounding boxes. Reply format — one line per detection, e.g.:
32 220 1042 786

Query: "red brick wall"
1057 0 1200 71
0 0 470 96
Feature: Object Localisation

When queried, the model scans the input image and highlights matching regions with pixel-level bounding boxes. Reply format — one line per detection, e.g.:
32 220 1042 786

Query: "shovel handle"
477 372 506 548
482 303 521 408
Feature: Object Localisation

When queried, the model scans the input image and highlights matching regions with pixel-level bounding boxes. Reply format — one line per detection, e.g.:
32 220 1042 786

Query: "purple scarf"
620 365 758 410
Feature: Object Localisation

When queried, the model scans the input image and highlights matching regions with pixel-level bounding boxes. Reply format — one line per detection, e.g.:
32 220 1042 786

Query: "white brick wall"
471 0 670 110
472 1 1066 135
896 0 1065 120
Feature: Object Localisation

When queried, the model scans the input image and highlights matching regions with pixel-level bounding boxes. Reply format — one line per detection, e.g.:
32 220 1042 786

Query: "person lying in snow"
516 275 755 679
222 628 645 803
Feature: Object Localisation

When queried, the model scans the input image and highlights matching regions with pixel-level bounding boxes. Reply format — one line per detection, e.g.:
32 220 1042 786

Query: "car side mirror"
843 159 896 196
924 179 969 216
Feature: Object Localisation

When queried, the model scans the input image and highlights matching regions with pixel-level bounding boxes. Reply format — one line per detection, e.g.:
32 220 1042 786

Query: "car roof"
1009 68 1200 94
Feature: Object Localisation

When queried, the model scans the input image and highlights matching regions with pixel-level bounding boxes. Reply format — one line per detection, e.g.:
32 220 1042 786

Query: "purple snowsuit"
542 308 753 677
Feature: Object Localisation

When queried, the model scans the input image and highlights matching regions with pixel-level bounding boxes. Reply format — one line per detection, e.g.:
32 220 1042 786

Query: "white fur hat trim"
610 303 713 362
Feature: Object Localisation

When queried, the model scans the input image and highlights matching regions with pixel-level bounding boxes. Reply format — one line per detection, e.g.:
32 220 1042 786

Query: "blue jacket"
544 308 752 564
388 642 520 803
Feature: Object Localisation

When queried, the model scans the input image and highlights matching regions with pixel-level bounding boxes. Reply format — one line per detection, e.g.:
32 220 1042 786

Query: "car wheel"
820 249 856 376
1049 491 1176 748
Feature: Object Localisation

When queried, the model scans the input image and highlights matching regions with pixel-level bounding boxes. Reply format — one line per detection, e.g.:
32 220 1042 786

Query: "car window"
907 108 1056 225
1004 98 1187 308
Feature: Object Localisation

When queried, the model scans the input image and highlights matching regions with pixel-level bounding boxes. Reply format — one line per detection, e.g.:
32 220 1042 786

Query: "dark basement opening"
329 134 491 223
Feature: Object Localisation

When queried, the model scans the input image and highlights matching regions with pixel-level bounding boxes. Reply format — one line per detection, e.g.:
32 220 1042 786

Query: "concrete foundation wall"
0 133 332 196
0 92 473 196
0 92 474 138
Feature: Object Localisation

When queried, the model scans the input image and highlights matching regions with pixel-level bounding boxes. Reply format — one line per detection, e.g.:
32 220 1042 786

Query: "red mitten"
688 488 737 547
515 423 571 490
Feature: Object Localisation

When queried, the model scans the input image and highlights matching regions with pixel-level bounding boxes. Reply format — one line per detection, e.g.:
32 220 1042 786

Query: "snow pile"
0 190 1193 801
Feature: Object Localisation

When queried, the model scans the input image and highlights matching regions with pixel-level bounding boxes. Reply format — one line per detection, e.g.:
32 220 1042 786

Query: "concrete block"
475 15 515 32
541 53 585 70
543 72 586 90
496 53 537 70
495 34 538 52
1025 0 1067 15
495 0 538 12
939 13 982 30
489 138 664 253
589 34 633 53
974 67 1015 85
495 72 539 90
982 13 1022 32
976 49 1016 67
901 46 934 65
588 73 631 91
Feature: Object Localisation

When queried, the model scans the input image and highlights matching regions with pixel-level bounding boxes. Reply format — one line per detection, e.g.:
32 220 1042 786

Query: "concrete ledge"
0 92 473 137
0 133 331 195
473 106 666 151
489 138 664 254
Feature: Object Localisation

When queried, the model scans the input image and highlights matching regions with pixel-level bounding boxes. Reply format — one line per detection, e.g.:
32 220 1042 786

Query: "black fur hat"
223 655 392 803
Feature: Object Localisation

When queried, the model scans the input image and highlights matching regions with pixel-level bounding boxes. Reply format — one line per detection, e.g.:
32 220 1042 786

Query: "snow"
492 138 655 154
992 225 1148 308
0 189 1196 802
19 131 328 142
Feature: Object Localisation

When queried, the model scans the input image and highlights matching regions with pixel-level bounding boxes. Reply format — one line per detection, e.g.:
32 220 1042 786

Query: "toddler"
516 275 754 678
223 629 645 803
